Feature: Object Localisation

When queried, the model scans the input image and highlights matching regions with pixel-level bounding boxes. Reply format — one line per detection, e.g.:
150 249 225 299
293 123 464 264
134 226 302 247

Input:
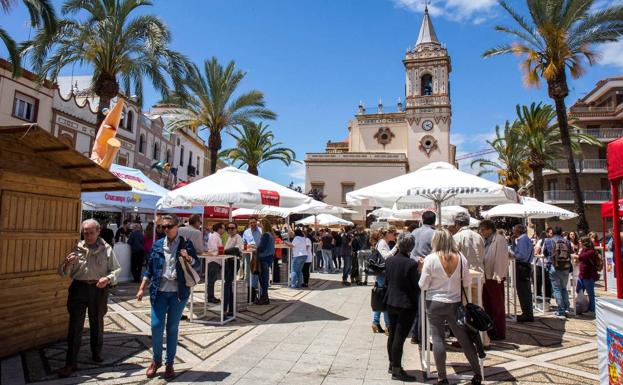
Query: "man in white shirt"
206 223 224 303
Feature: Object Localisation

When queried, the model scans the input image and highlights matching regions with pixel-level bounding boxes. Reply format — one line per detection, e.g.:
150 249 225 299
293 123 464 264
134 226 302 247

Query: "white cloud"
598 41 623 69
393 0 497 23
285 162 306 185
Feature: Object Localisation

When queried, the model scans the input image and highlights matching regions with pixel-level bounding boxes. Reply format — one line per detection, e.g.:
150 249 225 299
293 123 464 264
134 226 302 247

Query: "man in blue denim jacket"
136 215 198 379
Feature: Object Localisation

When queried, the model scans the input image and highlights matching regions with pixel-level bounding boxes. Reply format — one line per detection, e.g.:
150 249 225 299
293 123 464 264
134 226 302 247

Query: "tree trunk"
208 130 222 175
532 165 545 234
548 77 589 233
247 164 259 175
93 72 120 126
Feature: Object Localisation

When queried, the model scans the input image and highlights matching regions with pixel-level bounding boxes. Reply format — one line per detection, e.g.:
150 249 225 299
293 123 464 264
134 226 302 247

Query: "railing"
544 159 607 171
570 105 617 113
306 152 408 162
576 127 623 140
544 190 611 202
357 105 404 115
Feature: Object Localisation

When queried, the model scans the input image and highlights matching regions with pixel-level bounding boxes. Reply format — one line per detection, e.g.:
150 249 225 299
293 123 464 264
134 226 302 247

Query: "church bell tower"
403 6 452 170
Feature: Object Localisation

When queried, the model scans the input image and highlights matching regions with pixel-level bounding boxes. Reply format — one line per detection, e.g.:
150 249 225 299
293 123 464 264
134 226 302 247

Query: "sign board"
597 298 623 385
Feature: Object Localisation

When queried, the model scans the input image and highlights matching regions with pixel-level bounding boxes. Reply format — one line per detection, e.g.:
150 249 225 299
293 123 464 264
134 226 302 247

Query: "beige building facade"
0 67 212 189
0 59 54 131
542 77 623 232
305 8 455 220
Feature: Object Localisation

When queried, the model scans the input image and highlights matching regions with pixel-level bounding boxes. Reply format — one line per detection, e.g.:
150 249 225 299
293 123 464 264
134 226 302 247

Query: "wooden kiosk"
0 125 129 358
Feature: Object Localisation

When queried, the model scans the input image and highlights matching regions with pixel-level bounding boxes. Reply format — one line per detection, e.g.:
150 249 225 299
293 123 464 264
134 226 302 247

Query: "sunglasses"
162 224 177 230
227 226 236 230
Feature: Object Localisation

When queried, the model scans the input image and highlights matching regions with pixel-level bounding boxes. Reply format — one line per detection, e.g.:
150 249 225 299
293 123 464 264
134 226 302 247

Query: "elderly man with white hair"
56 219 121 378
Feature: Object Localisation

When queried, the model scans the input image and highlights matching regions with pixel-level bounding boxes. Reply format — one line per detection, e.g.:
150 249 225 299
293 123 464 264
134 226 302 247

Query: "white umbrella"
368 206 468 221
482 196 578 220
231 206 291 218
293 200 357 215
296 213 354 227
157 167 313 219
347 162 518 226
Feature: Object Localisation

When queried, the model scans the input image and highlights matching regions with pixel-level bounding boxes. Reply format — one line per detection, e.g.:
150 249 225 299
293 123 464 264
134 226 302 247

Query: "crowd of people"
57 211 609 382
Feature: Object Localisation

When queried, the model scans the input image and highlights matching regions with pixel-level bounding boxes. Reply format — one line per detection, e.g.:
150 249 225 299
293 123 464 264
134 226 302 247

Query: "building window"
166 149 171 163
565 178 571 191
547 179 558 191
180 145 184 166
189 150 193 166
311 183 324 195
138 134 145 154
153 141 160 160
197 156 200 174
341 183 355 204
117 153 128 166
126 110 134 132
13 92 37 122
421 74 433 96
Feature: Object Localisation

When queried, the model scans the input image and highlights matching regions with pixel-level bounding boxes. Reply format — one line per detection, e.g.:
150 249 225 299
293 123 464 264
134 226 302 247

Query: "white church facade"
305 8 456 221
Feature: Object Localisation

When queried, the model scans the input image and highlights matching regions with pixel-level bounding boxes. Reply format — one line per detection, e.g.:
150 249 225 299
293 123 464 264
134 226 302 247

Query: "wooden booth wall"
0 170 81 358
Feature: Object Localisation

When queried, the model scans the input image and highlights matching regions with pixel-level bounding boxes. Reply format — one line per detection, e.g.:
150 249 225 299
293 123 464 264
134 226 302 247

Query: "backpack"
552 239 572 270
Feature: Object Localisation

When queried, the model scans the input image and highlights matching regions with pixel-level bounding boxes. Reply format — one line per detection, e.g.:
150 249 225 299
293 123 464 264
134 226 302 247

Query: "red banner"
259 189 280 206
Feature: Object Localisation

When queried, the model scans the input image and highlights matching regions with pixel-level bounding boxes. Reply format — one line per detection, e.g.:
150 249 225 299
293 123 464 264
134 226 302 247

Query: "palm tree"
0 0 56 76
484 0 623 232
22 0 189 123
166 57 276 175
514 102 601 203
471 121 530 191
219 122 297 176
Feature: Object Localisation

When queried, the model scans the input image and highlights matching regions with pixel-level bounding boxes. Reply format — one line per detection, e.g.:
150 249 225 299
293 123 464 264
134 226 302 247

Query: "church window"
421 74 433 96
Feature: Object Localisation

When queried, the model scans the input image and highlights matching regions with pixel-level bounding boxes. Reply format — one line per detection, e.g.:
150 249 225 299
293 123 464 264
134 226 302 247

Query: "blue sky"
4 0 623 187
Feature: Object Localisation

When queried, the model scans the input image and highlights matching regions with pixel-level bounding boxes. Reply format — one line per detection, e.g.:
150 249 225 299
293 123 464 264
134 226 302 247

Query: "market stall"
0 125 129 358
601 198 623 294
597 136 623 384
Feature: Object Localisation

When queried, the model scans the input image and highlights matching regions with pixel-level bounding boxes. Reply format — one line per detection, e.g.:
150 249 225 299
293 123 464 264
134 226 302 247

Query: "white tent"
296 214 354 227
368 206 468 221
347 162 518 225
157 167 313 218
482 196 578 220
294 201 357 215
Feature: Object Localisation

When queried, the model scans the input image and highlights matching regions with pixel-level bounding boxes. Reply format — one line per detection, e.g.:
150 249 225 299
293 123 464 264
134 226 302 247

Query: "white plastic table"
506 257 517 321
242 250 254 304
191 254 238 325
420 269 485 382
113 242 132 283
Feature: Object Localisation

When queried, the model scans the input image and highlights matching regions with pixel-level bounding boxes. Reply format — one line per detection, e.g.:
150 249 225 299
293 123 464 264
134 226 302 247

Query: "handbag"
456 258 494 332
177 238 200 288
366 249 385 276
371 282 387 311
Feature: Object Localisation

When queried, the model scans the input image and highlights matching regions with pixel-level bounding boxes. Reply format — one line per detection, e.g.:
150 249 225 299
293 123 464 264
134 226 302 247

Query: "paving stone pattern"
4 274 601 384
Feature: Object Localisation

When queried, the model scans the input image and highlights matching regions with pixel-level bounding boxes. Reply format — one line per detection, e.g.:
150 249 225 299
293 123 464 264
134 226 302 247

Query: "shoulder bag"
371 281 387 312
456 257 493 332
178 237 200 288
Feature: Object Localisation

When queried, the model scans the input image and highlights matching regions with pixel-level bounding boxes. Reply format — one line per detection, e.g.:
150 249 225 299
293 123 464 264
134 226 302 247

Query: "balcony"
543 159 607 174
305 152 408 163
544 190 611 204
576 127 623 141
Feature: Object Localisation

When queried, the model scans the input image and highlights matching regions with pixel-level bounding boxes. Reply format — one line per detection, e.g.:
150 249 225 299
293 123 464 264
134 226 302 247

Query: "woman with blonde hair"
419 229 482 385
256 218 275 305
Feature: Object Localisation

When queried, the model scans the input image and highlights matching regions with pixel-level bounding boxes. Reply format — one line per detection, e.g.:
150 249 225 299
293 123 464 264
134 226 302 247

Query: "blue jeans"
290 255 307 288
549 266 570 314
259 259 272 296
342 254 352 280
577 278 596 312
373 276 390 327
321 249 334 271
151 291 188 364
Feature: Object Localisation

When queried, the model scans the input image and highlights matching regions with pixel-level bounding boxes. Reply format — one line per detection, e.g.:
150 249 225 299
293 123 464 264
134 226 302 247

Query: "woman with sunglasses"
223 222 244 315
136 215 198 379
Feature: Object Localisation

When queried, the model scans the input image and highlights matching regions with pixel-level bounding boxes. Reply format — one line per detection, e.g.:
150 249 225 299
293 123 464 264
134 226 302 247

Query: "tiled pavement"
2 274 601 384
